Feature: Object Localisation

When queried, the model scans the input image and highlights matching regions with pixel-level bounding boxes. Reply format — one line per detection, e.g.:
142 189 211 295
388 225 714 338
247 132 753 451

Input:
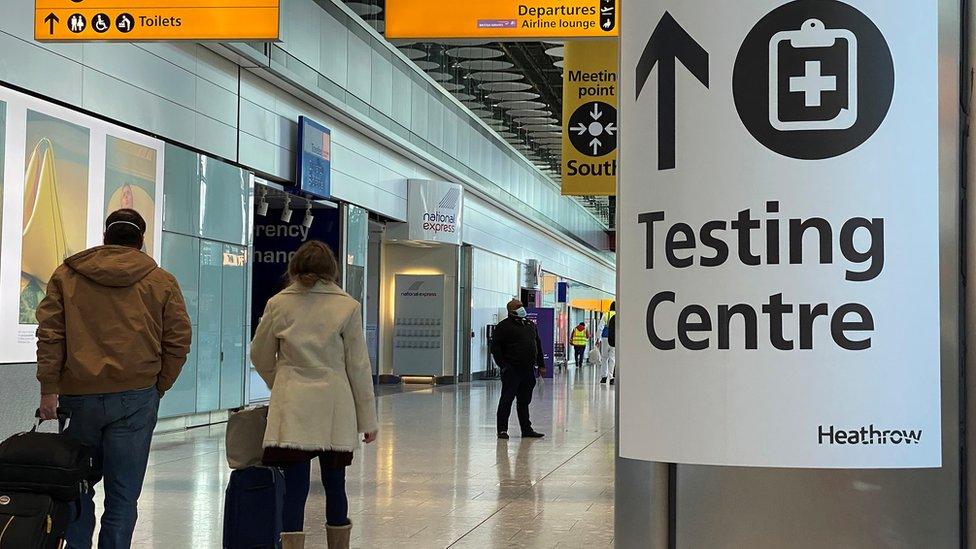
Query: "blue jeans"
282 459 349 531
58 387 160 549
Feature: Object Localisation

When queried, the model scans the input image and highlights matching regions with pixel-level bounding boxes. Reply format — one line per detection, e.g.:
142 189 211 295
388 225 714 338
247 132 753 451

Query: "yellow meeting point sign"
34 0 279 41
385 0 618 40
561 40 618 196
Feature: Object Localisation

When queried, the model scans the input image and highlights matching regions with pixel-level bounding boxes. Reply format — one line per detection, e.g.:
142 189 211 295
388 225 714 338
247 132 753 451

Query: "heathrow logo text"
818 424 922 446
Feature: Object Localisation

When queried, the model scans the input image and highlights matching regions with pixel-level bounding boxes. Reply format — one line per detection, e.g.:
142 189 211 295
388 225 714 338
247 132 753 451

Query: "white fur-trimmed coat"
250 281 378 453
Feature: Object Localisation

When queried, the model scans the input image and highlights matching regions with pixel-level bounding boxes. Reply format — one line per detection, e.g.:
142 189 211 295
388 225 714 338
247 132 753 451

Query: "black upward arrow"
44 13 60 35
636 12 709 171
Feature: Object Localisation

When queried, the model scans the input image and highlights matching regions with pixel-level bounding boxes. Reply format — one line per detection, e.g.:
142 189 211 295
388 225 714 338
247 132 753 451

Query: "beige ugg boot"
280 531 306 549
326 523 352 549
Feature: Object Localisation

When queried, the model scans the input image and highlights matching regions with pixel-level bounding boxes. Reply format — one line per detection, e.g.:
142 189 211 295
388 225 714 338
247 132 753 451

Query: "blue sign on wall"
297 116 332 199
556 281 568 303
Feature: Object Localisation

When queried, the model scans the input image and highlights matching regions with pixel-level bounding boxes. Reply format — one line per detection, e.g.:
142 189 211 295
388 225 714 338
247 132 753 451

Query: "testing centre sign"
384 0 617 40
562 40 617 196
34 0 280 41
618 0 940 468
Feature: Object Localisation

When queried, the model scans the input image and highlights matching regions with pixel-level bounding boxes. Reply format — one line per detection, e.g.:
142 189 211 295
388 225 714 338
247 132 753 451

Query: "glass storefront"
158 145 252 418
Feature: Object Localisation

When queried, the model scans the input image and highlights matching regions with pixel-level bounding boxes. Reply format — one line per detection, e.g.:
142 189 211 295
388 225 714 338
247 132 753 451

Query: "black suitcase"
0 410 94 501
223 466 285 549
0 491 72 548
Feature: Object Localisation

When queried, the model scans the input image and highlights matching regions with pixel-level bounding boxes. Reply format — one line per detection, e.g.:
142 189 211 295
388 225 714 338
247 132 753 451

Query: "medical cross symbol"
790 61 836 107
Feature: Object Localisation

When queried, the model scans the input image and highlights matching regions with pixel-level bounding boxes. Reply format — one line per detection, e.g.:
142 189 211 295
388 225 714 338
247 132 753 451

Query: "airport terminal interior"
0 0 973 548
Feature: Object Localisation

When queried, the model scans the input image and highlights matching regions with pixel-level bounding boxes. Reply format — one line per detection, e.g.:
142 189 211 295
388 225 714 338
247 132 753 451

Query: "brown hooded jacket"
35 245 192 396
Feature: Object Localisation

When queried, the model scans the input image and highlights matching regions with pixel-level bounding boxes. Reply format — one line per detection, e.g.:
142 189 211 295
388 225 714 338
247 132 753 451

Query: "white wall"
463 196 615 294
469 249 520 375
238 72 433 222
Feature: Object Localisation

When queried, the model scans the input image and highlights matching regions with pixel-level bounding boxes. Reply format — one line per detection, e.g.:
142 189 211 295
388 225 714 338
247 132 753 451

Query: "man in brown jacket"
35 208 192 549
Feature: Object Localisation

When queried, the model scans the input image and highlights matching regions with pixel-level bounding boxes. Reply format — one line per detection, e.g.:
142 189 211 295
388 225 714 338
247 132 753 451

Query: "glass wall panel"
158 232 201 417
219 243 247 410
343 204 368 306
195 239 224 412
161 144 200 237
200 157 248 245
159 344 198 418
161 232 201 324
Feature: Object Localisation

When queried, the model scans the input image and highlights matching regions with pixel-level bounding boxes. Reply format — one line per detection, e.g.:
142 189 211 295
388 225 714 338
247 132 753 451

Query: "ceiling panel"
456 59 515 71
487 91 541 101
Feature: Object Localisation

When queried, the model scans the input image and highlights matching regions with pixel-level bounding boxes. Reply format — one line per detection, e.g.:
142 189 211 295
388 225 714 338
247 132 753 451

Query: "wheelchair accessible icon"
769 19 857 132
733 0 894 160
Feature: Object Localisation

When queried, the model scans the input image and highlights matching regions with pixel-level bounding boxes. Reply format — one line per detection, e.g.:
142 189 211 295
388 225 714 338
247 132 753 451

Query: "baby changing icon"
733 0 894 160
769 19 857 132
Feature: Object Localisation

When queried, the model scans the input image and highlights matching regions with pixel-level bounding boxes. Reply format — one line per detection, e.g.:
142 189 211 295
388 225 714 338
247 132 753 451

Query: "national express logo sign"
400 281 439 298
407 180 463 245
422 186 461 236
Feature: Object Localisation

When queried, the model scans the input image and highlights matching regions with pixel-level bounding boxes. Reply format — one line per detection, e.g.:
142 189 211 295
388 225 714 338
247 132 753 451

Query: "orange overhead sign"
569 298 614 312
385 0 618 40
34 0 279 41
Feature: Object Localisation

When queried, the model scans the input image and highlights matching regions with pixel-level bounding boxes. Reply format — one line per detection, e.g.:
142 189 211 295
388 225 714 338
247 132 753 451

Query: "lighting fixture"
256 188 269 217
281 196 293 223
302 202 314 229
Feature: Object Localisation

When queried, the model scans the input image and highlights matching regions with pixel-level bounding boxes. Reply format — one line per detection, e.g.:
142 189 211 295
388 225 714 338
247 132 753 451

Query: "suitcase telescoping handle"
32 408 72 433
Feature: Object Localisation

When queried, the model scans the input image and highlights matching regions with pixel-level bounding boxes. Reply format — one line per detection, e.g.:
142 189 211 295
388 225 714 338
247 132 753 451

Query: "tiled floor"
106 367 615 548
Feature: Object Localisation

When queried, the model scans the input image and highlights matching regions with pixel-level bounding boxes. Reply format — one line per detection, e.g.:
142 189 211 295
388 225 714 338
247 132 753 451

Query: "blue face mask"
515 307 527 318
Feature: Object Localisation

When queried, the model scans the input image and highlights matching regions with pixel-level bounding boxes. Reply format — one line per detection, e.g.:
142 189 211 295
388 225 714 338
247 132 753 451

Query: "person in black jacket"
491 299 546 440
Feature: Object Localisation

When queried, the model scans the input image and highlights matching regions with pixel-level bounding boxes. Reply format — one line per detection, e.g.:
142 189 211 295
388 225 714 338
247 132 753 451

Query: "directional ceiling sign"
34 0 280 41
618 0 941 469
561 40 618 196
385 0 618 40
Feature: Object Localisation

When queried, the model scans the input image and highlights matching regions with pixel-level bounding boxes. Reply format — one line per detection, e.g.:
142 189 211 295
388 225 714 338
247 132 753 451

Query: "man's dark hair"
104 208 147 249
610 301 616 312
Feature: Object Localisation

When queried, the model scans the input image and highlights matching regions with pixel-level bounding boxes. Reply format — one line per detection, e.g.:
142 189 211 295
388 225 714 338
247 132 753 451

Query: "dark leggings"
281 458 349 531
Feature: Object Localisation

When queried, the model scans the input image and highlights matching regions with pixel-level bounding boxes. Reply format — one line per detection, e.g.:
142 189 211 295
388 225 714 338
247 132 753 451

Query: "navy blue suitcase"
222 466 285 549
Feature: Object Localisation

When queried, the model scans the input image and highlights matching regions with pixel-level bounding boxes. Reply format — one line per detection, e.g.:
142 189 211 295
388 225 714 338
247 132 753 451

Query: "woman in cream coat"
250 240 378 549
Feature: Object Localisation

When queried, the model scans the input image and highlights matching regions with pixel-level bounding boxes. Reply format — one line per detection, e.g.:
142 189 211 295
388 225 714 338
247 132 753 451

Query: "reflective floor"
111 367 615 548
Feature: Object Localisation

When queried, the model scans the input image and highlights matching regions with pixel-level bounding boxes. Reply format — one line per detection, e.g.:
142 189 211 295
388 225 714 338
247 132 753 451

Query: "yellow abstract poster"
20 110 90 324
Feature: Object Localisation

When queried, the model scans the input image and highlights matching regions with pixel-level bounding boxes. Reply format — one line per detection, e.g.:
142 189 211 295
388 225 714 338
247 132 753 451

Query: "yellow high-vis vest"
572 328 588 346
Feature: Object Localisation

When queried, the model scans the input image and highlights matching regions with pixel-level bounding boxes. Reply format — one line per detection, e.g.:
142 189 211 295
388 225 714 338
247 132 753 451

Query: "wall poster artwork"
0 86 164 364
20 110 90 325
104 136 159 257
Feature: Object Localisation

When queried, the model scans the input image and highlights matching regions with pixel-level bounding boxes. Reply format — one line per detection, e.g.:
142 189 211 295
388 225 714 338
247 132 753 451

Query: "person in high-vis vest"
571 322 589 368
600 303 616 384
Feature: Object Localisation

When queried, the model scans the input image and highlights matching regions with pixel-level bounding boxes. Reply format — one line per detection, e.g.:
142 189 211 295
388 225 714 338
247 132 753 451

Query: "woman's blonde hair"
288 240 339 287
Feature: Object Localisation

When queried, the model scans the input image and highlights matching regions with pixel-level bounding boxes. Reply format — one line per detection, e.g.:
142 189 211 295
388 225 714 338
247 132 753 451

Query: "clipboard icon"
769 19 858 132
